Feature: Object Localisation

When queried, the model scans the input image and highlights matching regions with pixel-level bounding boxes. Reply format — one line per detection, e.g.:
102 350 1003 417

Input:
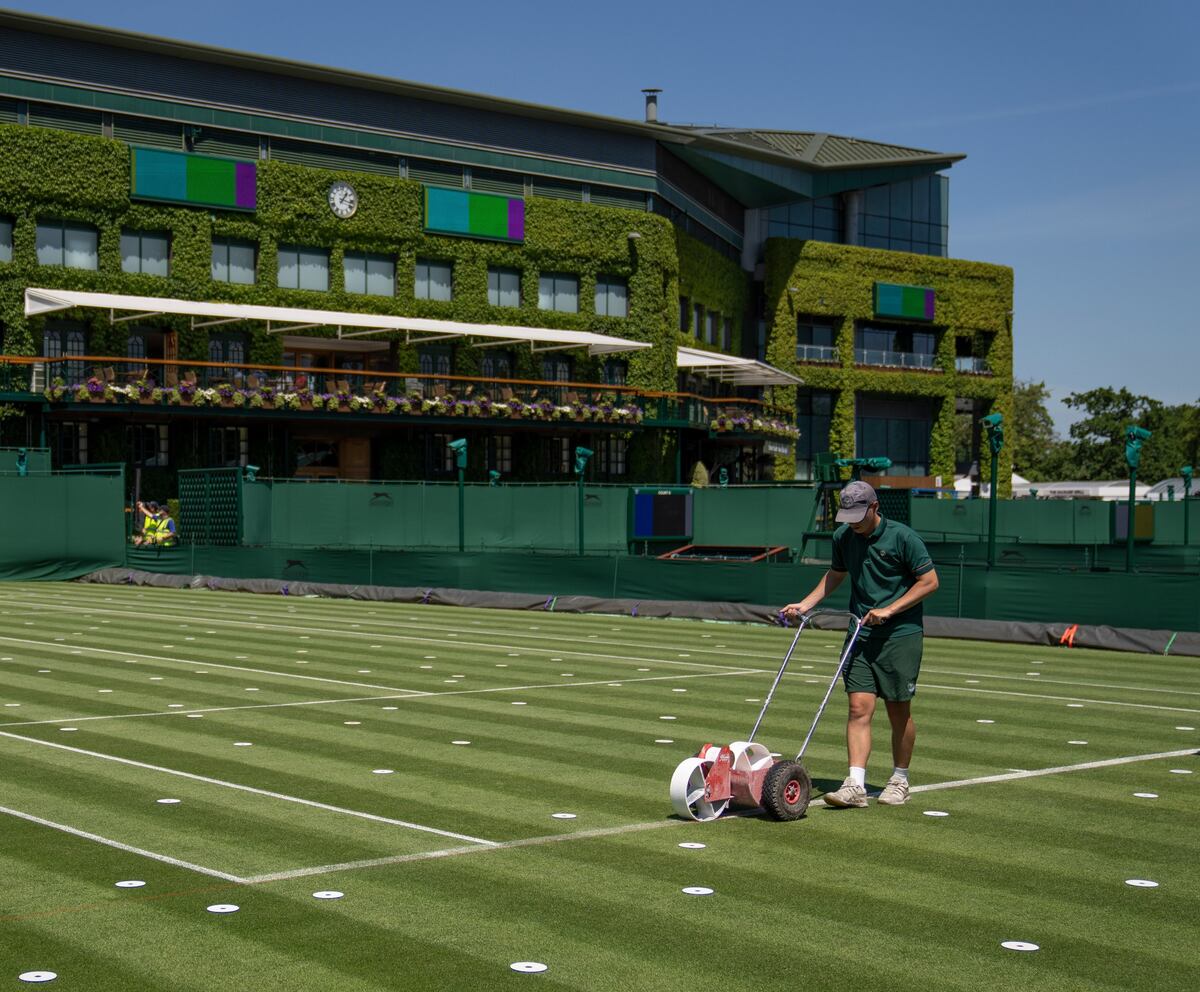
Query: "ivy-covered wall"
674 230 750 356
764 238 1014 494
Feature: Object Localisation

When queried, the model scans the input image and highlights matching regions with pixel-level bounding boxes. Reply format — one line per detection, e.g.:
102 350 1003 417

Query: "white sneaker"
876 774 910 806
823 777 869 808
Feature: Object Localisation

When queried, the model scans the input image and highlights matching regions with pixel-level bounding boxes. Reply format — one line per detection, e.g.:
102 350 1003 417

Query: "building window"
418 346 452 376
126 331 148 360
212 238 256 284
344 252 395 297
36 220 98 270
679 296 689 332
295 439 338 472
545 437 571 475
430 433 456 475
0 218 12 263
795 389 834 481
722 317 733 351
481 351 513 379
855 396 932 476
854 325 937 369
43 322 87 382
595 275 628 317
597 436 628 476
706 311 721 346
542 357 571 382
858 175 949 256
127 423 169 468
603 359 628 386
209 332 247 379
277 245 329 291
693 303 704 341
797 318 837 362
120 229 170 276
767 195 843 245
488 266 521 307
490 434 513 474
415 258 453 301
52 421 87 466
538 272 579 313
208 427 248 468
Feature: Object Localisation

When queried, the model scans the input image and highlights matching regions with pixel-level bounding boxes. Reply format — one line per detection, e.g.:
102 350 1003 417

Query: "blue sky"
8 0 1198 429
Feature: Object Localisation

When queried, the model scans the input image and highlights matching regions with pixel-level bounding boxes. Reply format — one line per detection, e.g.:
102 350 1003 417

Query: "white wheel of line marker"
510 963 548 974
923 811 950 817
1133 793 1158 799
1125 879 1158 888
1001 942 1039 952
551 813 576 819
115 880 146 889
156 799 180 805
1169 769 1192 774
207 904 239 914
682 887 714 896
372 769 394 775
678 842 706 849
655 739 674 744
312 891 344 899
18 972 57 983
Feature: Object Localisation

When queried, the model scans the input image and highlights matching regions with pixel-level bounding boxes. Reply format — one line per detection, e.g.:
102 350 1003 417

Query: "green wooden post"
981 413 1004 568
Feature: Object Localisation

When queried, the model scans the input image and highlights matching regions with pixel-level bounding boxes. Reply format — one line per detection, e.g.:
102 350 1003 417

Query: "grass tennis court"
0 582 1196 991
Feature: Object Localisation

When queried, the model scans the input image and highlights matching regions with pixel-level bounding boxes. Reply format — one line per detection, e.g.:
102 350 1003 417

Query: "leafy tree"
1009 380 1069 480
1060 387 1196 482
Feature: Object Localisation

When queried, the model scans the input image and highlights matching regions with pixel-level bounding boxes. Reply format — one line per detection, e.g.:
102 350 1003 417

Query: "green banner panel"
873 282 934 321
692 488 820 549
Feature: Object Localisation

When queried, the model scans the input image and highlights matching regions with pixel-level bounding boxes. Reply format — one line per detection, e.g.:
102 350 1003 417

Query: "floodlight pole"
1124 425 1151 573
449 438 468 552
575 446 593 556
981 414 1004 568
1183 466 1193 547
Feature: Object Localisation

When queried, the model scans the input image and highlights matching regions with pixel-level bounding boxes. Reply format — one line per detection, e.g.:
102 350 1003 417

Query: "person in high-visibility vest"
134 501 158 545
157 508 177 547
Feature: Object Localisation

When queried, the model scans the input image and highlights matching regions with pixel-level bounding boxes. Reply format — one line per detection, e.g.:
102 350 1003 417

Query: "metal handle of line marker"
794 612 866 762
745 617 810 745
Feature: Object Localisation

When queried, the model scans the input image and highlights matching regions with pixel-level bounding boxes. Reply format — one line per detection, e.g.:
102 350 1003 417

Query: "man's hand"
863 606 895 626
781 602 811 621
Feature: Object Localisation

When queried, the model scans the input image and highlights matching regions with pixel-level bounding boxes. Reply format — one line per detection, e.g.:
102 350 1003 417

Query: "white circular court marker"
344 721 361 726
18 971 57 983
976 719 994 724
512 701 526 706
115 880 145 888
424 656 437 660
233 742 253 747
187 714 203 719
552 658 562 662
1125 879 1158 888
745 698 760 703
682 886 714 896
207 904 239 914
1168 769 1192 774
1176 726 1195 731
1001 941 1039 952
98 689 112 693
357 670 371 674
966 679 980 684
510 963 548 974
420 665 433 669
372 769 394 775
244 688 259 692
608 683 622 687
60 727 77 732
313 890 344 899
672 688 687 693
451 740 471 745
655 739 674 744
508 653 520 657
637 668 650 672
551 812 576 819
923 811 950 817
1026 672 1040 676
495 664 508 668
37 669 50 673
156 799 180 805
1067 703 1084 708
1068 740 1088 745
560 673 574 677
382 706 398 711
678 653 690 657
678 842 706 849
660 716 676 721
1133 792 1158 799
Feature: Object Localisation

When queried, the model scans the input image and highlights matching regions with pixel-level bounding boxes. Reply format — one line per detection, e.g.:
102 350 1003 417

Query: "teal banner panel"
874 282 934 321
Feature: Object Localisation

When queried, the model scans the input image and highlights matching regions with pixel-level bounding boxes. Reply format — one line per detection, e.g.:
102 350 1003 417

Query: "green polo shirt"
830 516 934 638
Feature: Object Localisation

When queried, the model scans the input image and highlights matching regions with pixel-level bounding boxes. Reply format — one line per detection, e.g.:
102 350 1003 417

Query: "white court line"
247 747 1199 884
913 681 1200 715
0 730 496 847
0 803 246 882
0 669 759 729
0 634 430 694
0 595 750 674
9 590 1199 698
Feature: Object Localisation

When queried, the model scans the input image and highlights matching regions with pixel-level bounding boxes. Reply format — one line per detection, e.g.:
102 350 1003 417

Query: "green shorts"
841 631 923 702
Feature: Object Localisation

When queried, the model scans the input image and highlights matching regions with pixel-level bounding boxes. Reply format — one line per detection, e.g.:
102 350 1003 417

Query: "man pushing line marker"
783 481 939 808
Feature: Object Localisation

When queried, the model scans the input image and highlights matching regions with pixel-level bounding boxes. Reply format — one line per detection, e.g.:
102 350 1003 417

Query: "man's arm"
862 568 939 626
782 569 847 619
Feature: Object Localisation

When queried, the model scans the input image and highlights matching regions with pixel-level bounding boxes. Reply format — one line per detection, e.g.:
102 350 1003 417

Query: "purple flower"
85 378 105 395
178 380 196 397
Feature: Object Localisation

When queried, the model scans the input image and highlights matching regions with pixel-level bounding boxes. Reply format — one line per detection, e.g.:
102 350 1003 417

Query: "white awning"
24 288 652 357
676 346 803 386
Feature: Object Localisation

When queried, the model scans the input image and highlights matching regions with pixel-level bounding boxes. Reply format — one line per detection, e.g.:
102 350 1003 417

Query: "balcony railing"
2 354 798 437
795 344 839 363
954 356 991 374
854 348 937 370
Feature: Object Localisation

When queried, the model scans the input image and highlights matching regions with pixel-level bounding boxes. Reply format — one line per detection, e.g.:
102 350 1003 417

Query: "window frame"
487 266 521 308
594 275 629 317
120 228 171 277
415 258 454 301
277 244 330 292
35 219 99 270
211 237 257 285
343 250 396 297
0 217 12 264
537 272 580 313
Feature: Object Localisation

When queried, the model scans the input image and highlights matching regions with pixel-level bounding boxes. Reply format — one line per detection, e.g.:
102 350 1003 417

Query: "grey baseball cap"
835 481 878 523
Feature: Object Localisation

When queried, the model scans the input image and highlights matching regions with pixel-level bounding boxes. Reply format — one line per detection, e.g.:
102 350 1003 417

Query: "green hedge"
764 238 1014 493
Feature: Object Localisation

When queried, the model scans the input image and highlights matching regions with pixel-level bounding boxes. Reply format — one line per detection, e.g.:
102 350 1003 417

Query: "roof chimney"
642 88 662 124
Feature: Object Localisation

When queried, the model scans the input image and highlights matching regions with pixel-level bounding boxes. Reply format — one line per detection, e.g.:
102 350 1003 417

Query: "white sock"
848 766 866 788
892 766 909 781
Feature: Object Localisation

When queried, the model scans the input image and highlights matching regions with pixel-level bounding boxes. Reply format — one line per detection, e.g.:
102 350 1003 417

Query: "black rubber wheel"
761 760 812 821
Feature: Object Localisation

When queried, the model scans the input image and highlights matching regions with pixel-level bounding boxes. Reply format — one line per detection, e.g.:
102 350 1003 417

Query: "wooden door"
340 437 370 480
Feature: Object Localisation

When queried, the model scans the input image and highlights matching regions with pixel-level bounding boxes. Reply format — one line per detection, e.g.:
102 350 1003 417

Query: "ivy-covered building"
0 10 1012 496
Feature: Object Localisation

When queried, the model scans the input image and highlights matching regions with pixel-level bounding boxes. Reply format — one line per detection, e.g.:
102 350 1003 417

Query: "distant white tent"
953 471 1030 499
1024 480 1150 501
1144 477 1199 501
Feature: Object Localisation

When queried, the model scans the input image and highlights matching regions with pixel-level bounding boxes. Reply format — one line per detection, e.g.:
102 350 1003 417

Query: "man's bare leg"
884 699 915 769
847 692 877 769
